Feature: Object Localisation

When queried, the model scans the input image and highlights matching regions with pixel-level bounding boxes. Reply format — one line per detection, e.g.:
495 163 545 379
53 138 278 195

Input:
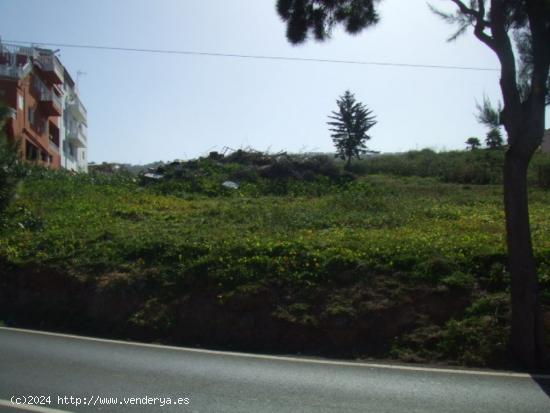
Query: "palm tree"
466 137 481 151
486 128 504 149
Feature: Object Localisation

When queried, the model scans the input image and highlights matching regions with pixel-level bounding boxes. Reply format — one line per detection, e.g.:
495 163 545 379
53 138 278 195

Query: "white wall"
60 85 88 172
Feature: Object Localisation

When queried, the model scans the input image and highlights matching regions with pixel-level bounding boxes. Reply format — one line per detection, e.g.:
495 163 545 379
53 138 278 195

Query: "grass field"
1 159 549 367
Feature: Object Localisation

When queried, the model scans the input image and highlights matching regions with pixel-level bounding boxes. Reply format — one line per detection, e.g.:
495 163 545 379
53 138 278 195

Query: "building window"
48 122 60 147
82 151 85 160
27 107 46 134
28 107 35 125
25 141 38 161
18 94 24 110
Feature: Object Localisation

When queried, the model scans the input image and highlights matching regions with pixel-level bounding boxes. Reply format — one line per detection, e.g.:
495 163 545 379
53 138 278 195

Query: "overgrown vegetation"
0 137 21 215
1 151 549 367
360 149 550 188
0 104 23 218
275 0 550 369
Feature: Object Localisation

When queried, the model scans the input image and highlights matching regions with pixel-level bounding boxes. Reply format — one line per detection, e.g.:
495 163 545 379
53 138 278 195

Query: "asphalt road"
0 327 548 413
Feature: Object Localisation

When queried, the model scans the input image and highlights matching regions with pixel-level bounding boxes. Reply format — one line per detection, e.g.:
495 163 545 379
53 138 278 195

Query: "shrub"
441 271 475 290
0 138 21 213
364 149 511 185
0 103 23 218
537 162 550 189
413 255 457 282
438 294 510 366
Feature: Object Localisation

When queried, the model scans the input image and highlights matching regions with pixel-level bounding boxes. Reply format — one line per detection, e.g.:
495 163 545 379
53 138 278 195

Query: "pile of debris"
139 149 352 188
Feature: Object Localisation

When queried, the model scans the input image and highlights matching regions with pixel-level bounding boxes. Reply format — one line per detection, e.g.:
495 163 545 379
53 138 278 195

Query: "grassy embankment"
1 150 549 368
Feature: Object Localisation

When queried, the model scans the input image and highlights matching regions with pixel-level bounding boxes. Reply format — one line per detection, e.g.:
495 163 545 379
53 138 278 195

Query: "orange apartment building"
0 43 64 168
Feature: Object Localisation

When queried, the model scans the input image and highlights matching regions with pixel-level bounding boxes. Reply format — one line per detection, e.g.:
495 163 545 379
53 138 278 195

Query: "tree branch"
449 0 478 18
473 0 496 49
448 0 496 49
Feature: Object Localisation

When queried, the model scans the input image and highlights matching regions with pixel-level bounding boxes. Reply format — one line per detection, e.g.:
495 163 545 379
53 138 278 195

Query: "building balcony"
36 54 64 84
38 89 63 116
0 64 23 79
66 124 87 148
67 95 87 123
49 140 60 153
32 76 62 116
0 43 33 79
0 61 32 80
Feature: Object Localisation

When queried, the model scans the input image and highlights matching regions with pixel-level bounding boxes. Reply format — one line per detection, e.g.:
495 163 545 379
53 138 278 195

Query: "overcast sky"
1 0 548 164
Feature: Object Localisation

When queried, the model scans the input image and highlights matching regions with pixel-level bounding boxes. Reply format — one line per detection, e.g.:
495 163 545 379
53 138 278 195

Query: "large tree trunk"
504 148 544 369
346 157 351 169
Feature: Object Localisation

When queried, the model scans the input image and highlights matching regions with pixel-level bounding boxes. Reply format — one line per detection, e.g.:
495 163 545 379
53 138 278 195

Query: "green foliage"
360 149 550 188
360 149 503 185
276 0 379 44
3 171 550 282
0 105 23 218
515 29 550 106
438 294 510 366
392 293 511 367
474 97 504 150
2 170 550 366
475 96 502 129
328 90 376 168
465 137 481 151
441 271 475 290
535 158 550 189
0 138 21 215
483 262 511 292
485 128 504 149
413 255 457 283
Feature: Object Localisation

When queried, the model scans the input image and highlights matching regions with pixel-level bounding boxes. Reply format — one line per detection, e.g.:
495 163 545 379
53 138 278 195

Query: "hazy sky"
1 0 548 164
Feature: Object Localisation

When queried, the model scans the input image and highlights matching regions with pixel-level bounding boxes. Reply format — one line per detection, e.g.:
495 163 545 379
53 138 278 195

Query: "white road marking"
0 399 71 413
1 326 549 380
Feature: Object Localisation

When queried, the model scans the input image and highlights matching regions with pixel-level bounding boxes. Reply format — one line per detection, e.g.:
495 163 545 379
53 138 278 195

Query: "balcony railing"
0 43 36 60
0 65 24 79
67 124 87 148
68 95 87 122
0 42 64 84
32 75 63 116
49 140 59 153
0 43 33 79
37 54 64 84
0 44 32 79
52 91 62 111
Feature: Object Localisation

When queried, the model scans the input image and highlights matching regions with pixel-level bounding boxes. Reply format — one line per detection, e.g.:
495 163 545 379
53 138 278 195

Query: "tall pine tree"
327 90 376 168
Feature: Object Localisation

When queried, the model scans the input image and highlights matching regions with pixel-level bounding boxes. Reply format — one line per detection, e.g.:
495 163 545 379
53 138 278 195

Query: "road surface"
0 327 548 412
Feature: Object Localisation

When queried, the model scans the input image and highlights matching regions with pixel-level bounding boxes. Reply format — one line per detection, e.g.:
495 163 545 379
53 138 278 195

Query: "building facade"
60 69 88 172
0 42 87 171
